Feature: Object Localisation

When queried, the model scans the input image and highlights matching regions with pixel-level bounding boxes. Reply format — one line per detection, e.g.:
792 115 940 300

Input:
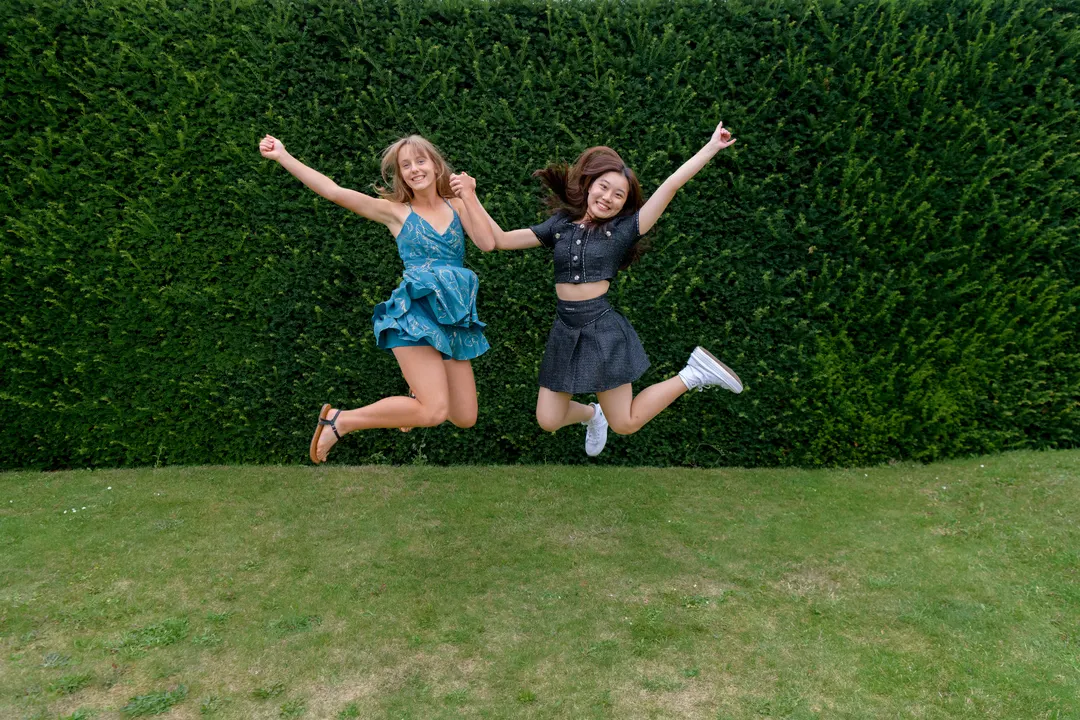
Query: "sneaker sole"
695 347 743 393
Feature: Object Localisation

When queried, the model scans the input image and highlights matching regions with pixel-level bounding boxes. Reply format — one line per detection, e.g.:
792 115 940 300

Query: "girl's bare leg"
444 358 479 429
314 346 450 461
595 376 688 436
535 387 594 432
399 387 416 432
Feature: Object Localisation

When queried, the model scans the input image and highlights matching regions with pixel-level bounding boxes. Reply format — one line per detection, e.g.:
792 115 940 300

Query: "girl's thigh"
443 358 478 428
536 387 573 431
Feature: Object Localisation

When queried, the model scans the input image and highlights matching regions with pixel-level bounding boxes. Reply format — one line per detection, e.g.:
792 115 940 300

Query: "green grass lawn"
2 451 1078 719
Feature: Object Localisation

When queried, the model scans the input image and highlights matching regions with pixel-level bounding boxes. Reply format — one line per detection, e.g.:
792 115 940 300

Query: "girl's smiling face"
586 171 629 220
398 145 435 193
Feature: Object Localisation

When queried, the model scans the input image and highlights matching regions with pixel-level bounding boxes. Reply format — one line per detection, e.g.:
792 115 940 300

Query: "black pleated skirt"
538 294 651 394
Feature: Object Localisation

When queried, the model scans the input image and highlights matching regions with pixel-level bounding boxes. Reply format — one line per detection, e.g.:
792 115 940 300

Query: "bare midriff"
556 280 610 302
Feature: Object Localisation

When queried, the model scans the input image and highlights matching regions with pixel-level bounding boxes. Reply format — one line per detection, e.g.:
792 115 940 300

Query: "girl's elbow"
472 234 497 252
324 185 346 204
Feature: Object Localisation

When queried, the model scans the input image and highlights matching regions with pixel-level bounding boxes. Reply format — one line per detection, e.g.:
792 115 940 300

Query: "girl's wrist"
698 143 721 160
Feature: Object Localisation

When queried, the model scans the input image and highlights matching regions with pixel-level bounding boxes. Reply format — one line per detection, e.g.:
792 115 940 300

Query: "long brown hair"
377 135 454 202
534 146 648 267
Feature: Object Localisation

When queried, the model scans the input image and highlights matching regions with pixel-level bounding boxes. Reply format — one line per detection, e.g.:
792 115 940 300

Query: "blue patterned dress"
371 200 489 361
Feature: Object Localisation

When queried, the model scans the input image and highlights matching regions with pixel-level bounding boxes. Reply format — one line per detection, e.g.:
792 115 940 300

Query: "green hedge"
2 0 1077 469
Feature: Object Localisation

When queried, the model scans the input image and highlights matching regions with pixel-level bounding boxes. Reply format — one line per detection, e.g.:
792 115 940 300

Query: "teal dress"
372 200 489 361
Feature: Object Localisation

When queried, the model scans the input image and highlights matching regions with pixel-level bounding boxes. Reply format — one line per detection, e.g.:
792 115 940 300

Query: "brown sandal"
309 403 342 463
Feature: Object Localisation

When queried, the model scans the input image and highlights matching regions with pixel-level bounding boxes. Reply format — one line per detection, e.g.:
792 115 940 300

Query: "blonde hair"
377 135 454 202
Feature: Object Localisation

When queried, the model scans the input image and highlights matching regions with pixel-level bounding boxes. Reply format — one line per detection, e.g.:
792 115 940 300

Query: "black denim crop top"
529 210 643 283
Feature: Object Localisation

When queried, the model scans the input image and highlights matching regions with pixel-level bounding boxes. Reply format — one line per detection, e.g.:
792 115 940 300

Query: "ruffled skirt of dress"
372 265 489 361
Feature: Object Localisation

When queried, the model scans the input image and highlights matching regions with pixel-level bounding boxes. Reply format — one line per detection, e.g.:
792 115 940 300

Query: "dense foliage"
2 0 1077 468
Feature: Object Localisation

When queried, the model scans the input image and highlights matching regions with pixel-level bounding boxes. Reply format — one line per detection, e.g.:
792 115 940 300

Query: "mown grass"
1 451 1077 718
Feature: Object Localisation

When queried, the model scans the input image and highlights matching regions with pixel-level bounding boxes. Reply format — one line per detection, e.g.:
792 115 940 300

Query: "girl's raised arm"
445 173 495 252
450 172 542 251
260 135 400 227
638 122 736 235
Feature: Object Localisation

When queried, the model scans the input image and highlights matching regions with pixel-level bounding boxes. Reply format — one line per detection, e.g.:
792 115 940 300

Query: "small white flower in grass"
107 487 112 490
980 464 985 468
81 507 86 510
63 510 67 514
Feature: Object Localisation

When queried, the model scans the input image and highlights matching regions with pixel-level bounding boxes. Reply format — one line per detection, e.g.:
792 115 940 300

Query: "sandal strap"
319 409 343 440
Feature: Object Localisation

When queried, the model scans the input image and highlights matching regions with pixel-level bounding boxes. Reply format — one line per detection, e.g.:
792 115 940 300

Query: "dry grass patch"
773 564 847 600
611 661 719 720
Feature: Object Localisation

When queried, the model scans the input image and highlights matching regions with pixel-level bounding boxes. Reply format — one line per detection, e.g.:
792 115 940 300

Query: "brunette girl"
452 122 742 456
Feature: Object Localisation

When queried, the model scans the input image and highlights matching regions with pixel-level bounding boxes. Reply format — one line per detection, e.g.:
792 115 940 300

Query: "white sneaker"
582 402 609 457
678 346 743 393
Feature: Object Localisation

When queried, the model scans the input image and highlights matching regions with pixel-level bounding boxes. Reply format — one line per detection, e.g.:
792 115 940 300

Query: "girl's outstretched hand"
449 172 476 198
259 134 286 161
708 122 737 151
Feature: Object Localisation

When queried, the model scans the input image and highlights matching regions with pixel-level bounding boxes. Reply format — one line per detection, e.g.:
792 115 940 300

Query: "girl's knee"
606 418 640 436
450 411 477 429
536 411 563 433
419 400 449 427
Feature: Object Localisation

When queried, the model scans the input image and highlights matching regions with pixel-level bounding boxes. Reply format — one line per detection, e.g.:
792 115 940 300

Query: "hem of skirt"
538 362 649 394
378 344 490 362
379 345 489 361
375 327 489 361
